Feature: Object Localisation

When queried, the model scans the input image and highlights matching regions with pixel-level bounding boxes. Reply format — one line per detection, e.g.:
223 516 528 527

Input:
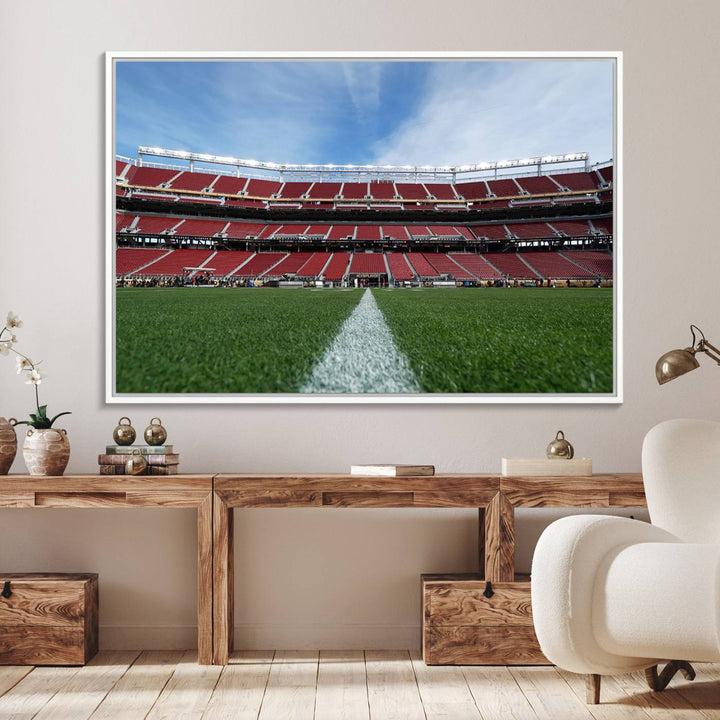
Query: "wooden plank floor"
0 651 717 720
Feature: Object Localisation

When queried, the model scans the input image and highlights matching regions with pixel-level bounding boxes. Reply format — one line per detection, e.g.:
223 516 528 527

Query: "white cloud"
371 61 614 167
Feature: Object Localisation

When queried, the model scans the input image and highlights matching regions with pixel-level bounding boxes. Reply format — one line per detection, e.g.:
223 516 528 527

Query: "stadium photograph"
109 54 618 402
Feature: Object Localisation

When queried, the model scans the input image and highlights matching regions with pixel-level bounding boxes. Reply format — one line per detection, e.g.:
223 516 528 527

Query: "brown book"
98 453 179 466
98 464 179 475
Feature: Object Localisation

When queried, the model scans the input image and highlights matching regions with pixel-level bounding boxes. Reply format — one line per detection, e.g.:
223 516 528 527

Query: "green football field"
115 287 614 395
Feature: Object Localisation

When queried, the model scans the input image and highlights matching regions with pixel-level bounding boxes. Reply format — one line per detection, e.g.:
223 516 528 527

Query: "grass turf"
116 287 363 393
372 287 614 394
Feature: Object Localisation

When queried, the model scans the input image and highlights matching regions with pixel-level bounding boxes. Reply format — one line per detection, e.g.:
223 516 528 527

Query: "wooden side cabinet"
422 574 547 665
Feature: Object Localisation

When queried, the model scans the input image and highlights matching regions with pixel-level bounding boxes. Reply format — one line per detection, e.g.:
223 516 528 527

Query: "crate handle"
1 581 10 599
483 581 494 599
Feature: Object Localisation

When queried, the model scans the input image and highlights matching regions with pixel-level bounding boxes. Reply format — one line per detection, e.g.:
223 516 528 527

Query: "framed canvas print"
106 51 621 404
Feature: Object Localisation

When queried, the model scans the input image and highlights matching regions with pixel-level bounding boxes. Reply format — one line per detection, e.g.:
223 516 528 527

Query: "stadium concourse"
115 148 613 288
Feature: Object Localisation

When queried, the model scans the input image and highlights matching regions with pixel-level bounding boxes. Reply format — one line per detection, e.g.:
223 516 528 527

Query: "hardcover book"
105 445 174 454
350 464 435 477
98 453 179 466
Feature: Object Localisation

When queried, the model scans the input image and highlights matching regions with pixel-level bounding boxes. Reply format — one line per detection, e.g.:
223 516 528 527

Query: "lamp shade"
655 348 700 385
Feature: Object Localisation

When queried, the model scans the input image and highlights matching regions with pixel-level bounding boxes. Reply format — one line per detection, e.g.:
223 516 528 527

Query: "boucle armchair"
531 418 720 703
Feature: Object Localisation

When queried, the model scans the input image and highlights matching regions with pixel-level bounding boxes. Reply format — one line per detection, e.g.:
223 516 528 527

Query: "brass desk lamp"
656 325 720 384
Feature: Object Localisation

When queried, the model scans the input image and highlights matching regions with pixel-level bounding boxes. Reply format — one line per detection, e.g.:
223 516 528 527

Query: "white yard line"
301 289 420 394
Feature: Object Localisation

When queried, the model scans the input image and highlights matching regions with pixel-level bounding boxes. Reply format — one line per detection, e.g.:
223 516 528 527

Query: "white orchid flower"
16 356 33 373
6 312 22 329
25 368 46 385
0 342 10 356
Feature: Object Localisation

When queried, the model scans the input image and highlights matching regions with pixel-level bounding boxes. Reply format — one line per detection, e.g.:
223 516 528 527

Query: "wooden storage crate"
0 573 98 665
422 573 548 665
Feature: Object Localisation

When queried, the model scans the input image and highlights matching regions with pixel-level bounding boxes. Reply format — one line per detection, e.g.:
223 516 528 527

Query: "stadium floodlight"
655 325 720 384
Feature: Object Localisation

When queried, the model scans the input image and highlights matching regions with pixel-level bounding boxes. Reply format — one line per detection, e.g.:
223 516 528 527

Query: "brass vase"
0 417 17 475
22 428 70 476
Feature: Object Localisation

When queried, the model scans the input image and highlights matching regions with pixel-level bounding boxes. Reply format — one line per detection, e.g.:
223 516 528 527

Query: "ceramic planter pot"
22 428 70 476
0 417 18 475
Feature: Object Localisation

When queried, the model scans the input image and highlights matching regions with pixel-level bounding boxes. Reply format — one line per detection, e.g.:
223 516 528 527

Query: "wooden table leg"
483 492 515 582
213 492 234 665
197 493 213 665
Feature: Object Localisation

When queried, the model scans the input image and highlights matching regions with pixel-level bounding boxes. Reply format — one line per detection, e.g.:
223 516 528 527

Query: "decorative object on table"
0 417 17 475
0 572 98 665
349 464 435 477
143 417 167 446
0 311 72 476
546 430 575 459
124 448 148 476
112 416 136 445
97 444 179 475
655 324 720 384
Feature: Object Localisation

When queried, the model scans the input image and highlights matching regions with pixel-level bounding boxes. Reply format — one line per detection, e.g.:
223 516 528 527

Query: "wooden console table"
212 473 646 665
0 475 214 665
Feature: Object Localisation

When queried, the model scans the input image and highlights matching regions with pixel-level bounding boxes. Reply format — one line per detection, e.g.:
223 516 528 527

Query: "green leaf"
48 411 72 427
36 405 48 419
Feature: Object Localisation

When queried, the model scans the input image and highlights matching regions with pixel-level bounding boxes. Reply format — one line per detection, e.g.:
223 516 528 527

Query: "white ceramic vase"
22 427 70 476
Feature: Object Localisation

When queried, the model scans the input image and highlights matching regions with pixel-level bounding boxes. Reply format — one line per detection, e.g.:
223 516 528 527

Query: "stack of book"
98 445 180 475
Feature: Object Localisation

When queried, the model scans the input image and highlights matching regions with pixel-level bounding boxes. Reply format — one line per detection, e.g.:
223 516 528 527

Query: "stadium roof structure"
133 146 593 183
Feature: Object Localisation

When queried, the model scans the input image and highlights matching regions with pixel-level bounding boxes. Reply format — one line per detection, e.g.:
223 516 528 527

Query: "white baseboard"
99 624 421 650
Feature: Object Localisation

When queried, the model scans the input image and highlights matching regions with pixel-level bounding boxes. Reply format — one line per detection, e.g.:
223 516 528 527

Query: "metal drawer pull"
1 581 11 598
483 581 494 598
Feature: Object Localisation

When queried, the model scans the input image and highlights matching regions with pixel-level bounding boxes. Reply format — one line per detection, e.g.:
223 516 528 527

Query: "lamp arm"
698 339 720 365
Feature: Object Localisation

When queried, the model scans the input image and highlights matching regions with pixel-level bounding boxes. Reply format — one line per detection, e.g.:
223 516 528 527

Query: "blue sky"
115 58 614 169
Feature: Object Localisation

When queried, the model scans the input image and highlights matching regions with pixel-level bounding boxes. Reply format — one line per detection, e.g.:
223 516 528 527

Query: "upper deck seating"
563 251 613 277
212 175 249 196
137 249 214 276
130 167 178 187
305 225 331 239
368 182 396 200
395 183 430 201
506 222 556 239
224 222 268 239
406 225 431 239
116 214 136 231
455 180 489 200
134 216 183 234
520 251 596 279
598 165 613 184
355 225 382 241
455 227 475 241
340 182 368 199
323 252 351 281
428 225 463 238
515 175 562 194
297 252 332 278
308 182 341 199
469 224 510 240
486 178 523 197
274 224 310 237
245 178 283 197
592 219 613 235
484 253 542 279
278 181 313 198
424 183 459 200
327 225 356 241
231 253 286 277
202 250 253 277
450 254 503 280
386 253 414 281
116 248 168 276
349 254 386 274
550 221 593 237
425 253 474 280
381 226 410 241
170 171 216 192
549 171 599 192
257 224 283 240
174 219 228 237
406 253 441 277
263 252 314 276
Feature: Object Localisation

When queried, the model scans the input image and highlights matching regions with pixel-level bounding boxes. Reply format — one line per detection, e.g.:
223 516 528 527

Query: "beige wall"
1 0 718 649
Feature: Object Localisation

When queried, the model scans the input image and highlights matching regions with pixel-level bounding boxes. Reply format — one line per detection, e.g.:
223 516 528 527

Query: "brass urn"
546 430 574 459
144 417 167 446
125 449 147 475
112 417 136 446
